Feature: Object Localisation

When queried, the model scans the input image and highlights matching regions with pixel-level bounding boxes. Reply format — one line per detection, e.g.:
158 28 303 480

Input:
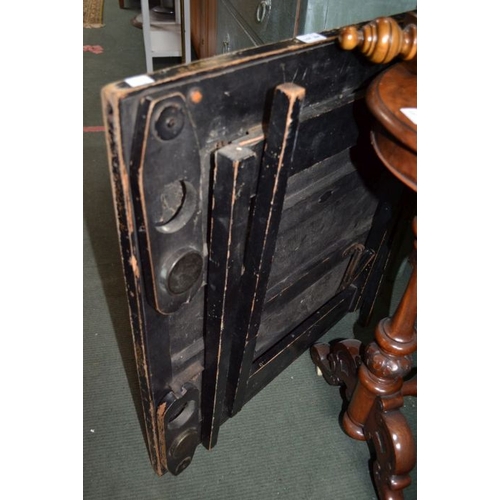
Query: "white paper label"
401 108 417 125
124 75 155 88
296 33 327 44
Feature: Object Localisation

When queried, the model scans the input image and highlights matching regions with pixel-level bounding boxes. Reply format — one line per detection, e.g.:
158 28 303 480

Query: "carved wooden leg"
311 218 417 499
311 339 362 395
343 218 416 432
365 395 416 500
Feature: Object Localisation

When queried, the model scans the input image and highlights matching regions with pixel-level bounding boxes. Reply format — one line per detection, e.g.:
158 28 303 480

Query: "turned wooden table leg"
343 223 416 439
311 218 417 499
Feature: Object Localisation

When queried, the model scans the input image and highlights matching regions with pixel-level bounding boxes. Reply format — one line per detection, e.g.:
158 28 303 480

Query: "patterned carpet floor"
84 0 105 28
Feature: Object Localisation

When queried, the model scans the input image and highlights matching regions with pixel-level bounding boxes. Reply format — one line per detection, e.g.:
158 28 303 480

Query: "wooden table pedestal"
311 18 417 500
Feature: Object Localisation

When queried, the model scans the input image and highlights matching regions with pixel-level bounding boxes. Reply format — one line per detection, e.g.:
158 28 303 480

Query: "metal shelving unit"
140 0 191 72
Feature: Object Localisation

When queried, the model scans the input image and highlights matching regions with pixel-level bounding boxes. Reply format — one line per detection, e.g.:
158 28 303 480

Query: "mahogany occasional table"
310 17 417 500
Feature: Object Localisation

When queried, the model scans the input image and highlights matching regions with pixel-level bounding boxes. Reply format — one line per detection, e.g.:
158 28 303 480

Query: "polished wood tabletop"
367 61 417 191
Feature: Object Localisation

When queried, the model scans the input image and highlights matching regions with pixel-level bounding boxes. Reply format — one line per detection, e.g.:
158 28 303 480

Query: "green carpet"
83 2 416 498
